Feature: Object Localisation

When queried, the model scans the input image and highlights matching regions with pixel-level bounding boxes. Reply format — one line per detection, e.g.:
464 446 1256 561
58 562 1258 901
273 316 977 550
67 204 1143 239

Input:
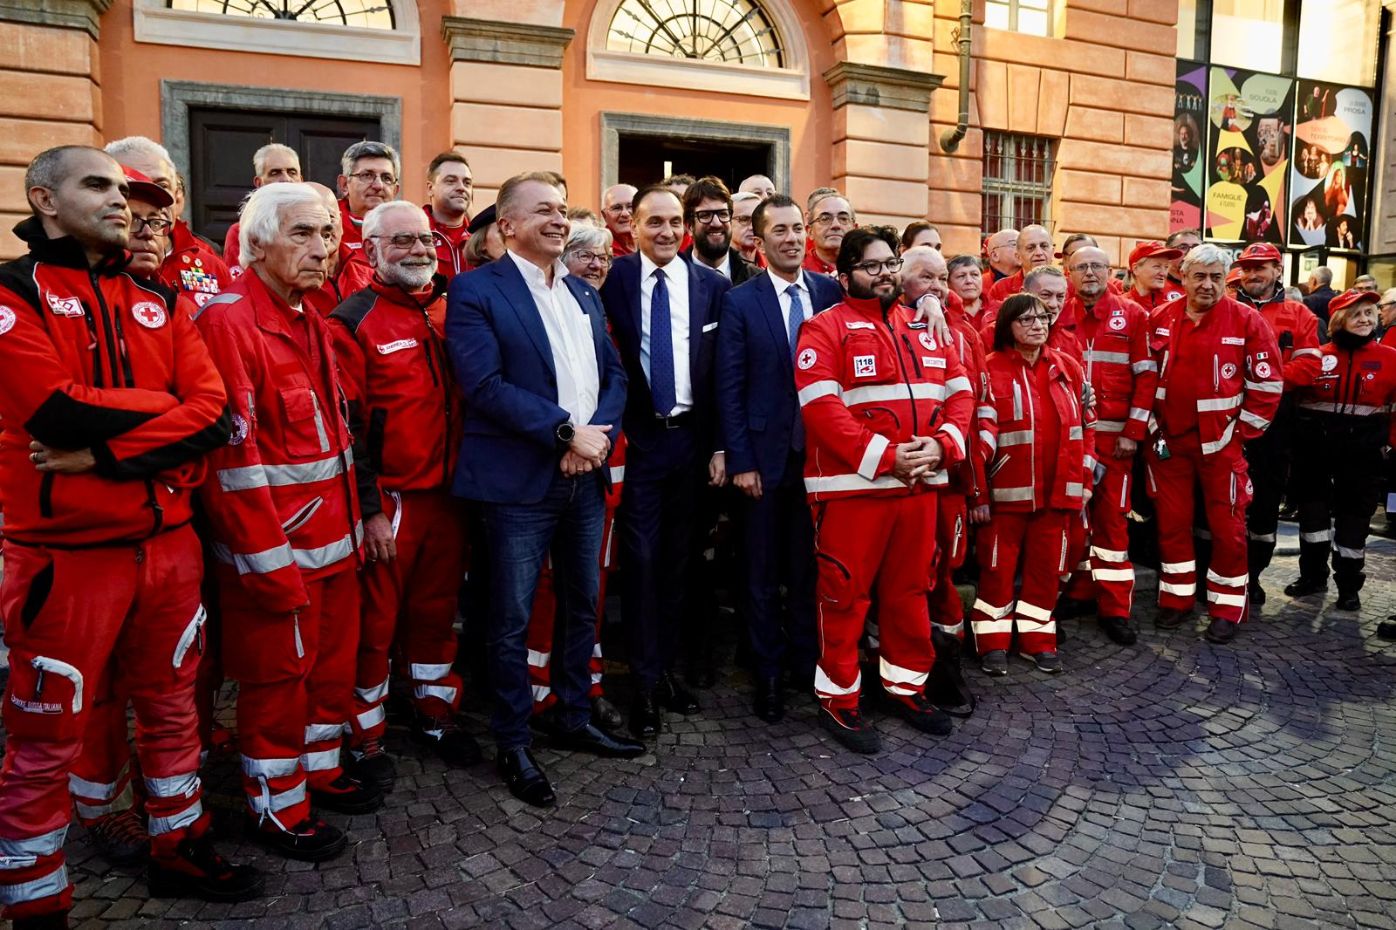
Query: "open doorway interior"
617 134 773 191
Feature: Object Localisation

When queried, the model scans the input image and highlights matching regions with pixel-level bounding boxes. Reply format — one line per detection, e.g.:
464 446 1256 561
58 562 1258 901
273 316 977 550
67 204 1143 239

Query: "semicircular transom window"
168 0 395 29
607 0 784 68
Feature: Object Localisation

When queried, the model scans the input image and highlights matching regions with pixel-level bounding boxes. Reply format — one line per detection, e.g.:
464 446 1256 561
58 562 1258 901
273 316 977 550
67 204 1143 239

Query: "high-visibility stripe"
1015 617 1057 634
1206 569 1247 588
1065 482 1084 496
1132 359 1157 374
1197 395 1242 412
1093 567 1135 582
356 679 389 704
0 828 67 870
249 783 305 815
805 473 905 494
148 799 202 837
1016 600 1052 622
1333 543 1365 559
1091 545 1129 562
1301 530 1332 543
1128 406 1151 422
972 617 1014 634
939 422 966 458
1247 531 1276 543
878 657 928 687
212 541 295 576
1159 581 1196 596
530 685 551 703
976 405 998 421
610 464 625 483
858 434 890 480
301 748 340 772
1160 560 1196 573
591 643 603 658
242 755 300 779
1083 350 1130 365
1207 591 1247 607
305 723 345 743
526 649 551 668
293 525 361 571
0 866 68 904
415 684 459 704
145 772 199 799
217 450 352 492
971 598 1013 619
992 486 1034 502
411 662 453 682
1096 419 1126 433
979 429 997 453
1201 421 1235 455
1068 426 1083 440
68 768 127 801
798 380 842 406
590 671 603 686
1291 347 1321 359
945 376 973 396
1075 559 1092 573
932 620 965 636
998 430 1032 447
813 665 861 697
356 705 386 730
1298 401 1392 416
843 381 949 407
1239 410 1271 430
1245 379 1283 393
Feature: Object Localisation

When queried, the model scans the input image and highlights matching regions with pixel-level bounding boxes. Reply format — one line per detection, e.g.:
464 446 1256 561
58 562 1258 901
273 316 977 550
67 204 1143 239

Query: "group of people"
0 134 1392 930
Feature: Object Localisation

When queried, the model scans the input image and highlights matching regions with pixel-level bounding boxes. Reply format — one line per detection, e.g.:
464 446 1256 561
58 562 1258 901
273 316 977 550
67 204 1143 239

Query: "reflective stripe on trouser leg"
1149 441 1201 609
971 513 1025 655
1089 465 1135 619
930 494 967 641
1199 447 1251 624
0 826 70 918
68 763 135 824
525 562 560 715
1015 511 1068 655
1332 504 1371 592
144 772 203 837
872 494 937 709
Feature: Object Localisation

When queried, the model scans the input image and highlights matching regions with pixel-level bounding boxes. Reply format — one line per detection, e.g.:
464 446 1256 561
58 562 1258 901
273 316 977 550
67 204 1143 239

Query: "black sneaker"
887 693 953 736
348 736 396 792
1098 616 1138 646
819 706 881 754
88 808 149 865
148 833 264 902
980 650 1008 677
1030 651 1063 674
246 816 347 862
309 773 384 815
412 714 483 768
1284 576 1327 598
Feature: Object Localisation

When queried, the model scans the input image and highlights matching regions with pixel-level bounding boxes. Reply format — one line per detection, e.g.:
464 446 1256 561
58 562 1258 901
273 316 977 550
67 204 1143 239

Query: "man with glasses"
981 228 1020 292
1377 288 1396 345
336 141 401 294
1164 229 1200 294
681 176 755 285
731 191 762 267
794 227 973 753
224 143 304 271
602 183 638 257
803 188 854 277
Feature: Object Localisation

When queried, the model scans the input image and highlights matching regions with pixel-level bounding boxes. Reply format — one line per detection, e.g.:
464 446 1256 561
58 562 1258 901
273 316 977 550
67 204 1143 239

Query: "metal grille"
982 132 1055 235
169 0 394 28
984 0 1052 36
607 0 784 68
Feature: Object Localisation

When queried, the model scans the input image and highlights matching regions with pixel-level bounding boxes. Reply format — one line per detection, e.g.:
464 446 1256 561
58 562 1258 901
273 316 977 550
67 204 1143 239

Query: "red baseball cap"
1128 241 1182 267
1328 288 1380 315
120 165 174 209
1226 266 1243 286
1234 242 1282 265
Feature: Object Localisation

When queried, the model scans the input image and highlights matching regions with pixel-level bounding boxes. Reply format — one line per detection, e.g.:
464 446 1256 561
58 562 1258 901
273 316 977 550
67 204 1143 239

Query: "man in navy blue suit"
716 194 843 723
447 172 643 808
600 186 731 739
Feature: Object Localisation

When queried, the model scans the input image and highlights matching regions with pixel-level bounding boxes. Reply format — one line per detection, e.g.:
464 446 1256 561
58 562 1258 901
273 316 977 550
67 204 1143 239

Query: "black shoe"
310 772 384 815
246 816 347 862
1378 620 1396 641
413 714 483 768
980 650 1008 677
591 695 624 731
148 833 264 902
1030 651 1063 674
1204 617 1239 644
629 693 662 739
1336 591 1362 612
1154 607 1191 630
887 693 953 736
1249 580 1267 605
654 673 701 714
819 705 881 754
1055 596 1094 620
1098 616 1138 646
13 913 68 930
496 747 555 807
348 736 396 792
87 808 149 865
753 676 784 724
553 722 646 758
1284 576 1327 598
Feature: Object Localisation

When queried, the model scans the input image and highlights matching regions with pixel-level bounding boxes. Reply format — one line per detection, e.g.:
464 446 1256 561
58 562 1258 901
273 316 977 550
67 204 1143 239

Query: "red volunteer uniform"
0 219 231 920
971 346 1094 656
195 269 363 832
1146 296 1283 625
795 295 974 710
329 274 467 746
1063 291 1157 619
223 222 243 275
336 200 373 295
1130 283 1183 311
803 238 836 277
426 205 470 282
160 220 231 309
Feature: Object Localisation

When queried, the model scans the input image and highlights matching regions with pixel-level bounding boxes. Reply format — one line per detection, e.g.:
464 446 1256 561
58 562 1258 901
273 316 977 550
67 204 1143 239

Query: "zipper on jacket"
145 479 165 535
89 273 126 388
1023 369 1037 508
882 309 919 429
38 473 54 518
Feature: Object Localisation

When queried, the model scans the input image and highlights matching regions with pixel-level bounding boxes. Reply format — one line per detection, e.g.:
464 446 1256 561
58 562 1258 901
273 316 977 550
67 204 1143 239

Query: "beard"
695 229 731 263
847 276 902 309
382 259 436 290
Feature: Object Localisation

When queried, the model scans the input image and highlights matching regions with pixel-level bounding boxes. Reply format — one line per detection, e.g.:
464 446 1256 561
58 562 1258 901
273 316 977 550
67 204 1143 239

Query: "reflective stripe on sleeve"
1197 395 1242 412
1132 359 1158 374
798 380 842 406
858 434 890 480
991 486 1034 502
217 450 352 492
1245 379 1283 393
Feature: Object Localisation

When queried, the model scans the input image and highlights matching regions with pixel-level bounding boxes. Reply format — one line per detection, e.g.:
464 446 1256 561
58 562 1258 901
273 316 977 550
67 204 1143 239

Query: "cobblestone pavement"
48 526 1396 928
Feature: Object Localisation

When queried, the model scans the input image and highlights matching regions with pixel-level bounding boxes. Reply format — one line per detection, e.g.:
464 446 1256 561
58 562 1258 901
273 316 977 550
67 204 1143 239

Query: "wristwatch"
555 421 576 445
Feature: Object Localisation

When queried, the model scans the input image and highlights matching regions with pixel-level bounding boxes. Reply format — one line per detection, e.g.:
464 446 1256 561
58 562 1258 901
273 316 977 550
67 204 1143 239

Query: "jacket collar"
843 293 893 320
14 216 128 274
1234 282 1286 309
369 272 447 310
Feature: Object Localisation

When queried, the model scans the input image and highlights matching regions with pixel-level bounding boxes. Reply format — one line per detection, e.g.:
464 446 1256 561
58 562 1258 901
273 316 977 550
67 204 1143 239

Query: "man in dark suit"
717 194 843 723
681 175 756 286
601 186 732 738
447 172 643 808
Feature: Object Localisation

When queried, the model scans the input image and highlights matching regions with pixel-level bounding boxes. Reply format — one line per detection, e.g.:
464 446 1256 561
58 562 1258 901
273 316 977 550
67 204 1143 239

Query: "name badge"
377 338 419 354
1222 336 1245 345
924 356 946 369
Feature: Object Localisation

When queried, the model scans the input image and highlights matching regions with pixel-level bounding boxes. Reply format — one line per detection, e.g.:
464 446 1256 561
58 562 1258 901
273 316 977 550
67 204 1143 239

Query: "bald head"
1067 245 1110 304
1017 224 1054 270
603 183 637 237
985 228 1020 275
901 245 949 306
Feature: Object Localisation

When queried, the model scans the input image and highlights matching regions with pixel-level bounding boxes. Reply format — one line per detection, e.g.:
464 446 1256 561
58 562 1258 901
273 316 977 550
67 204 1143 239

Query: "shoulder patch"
0 305 15 335
797 347 817 370
132 300 167 329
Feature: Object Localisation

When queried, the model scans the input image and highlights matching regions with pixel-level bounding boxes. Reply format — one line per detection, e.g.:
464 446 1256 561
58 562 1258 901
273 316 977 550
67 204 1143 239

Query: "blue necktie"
786 284 805 356
649 268 676 416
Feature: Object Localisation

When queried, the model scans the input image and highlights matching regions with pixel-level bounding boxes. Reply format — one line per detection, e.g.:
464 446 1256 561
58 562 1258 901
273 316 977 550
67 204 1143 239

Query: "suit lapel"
492 258 556 379
686 257 705 371
755 273 792 374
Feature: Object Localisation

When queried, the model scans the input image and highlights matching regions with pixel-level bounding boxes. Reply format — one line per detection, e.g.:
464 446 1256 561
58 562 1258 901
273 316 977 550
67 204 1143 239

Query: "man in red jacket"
794 227 973 753
803 188 853 277
196 182 381 862
987 224 1055 302
1126 241 1184 311
1146 244 1283 643
424 152 473 281
329 201 479 788
335 141 400 295
0 145 259 928
981 228 1020 293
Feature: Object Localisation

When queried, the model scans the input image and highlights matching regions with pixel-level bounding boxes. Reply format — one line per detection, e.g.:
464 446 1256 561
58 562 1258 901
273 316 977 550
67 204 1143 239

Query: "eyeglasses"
1072 262 1109 273
1012 313 1053 327
813 212 853 227
570 250 612 267
130 215 172 235
1379 301 1396 310
350 170 397 186
604 203 632 215
852 258 903 275
370 233 434 248
693 209 731 225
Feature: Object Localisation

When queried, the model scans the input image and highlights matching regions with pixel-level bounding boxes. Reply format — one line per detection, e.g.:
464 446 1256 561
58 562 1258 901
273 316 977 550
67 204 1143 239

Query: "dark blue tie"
786 284 805 355
649 268 676 416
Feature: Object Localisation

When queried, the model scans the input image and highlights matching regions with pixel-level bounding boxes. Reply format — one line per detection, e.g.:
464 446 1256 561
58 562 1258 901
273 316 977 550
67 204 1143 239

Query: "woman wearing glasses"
971 293 1095 676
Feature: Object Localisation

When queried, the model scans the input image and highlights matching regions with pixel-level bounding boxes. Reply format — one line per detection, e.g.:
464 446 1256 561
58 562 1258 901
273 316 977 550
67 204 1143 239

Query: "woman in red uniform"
970 294 1095 675
1283 289 1396 612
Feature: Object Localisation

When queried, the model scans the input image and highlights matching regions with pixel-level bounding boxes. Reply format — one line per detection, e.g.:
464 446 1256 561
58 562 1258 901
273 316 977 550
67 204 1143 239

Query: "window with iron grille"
982 132 1055 236
984 0 1052 36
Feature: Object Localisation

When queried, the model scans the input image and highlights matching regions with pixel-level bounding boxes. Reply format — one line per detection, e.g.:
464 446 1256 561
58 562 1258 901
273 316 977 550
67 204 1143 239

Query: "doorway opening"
601 113 790 196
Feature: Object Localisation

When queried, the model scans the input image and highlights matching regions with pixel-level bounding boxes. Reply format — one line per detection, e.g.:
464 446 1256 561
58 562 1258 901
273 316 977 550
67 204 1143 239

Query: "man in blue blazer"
447 172 643 808
716 194 843 724
600 185 731 739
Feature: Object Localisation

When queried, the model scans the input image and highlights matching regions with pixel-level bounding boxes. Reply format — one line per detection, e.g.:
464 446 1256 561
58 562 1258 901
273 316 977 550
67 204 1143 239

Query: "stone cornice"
822 62 943 112
442 16 576 69
0 0 111 38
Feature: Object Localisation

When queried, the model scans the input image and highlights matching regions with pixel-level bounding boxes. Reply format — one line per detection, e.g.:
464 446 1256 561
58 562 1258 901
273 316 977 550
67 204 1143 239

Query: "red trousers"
1066 457 1136 619
929 492 969 640
1147 433 1251 624
350 491 466 744
220 565 358 831
971 510 1070 655
812 493 937 711
0 526 206 919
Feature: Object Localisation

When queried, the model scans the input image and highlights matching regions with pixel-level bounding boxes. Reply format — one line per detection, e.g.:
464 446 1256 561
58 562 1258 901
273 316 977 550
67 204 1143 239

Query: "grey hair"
340 140 400 181
237 182 327 269
1180 243 1232 275
900 245 943 274
105 136 173 167
564 224 613 258
361 200 426 241
25 145 107 210
1310 266 1333 286
1355 274 1378 287
732 191 761 205
253 143 300 177
1024 265 1067 290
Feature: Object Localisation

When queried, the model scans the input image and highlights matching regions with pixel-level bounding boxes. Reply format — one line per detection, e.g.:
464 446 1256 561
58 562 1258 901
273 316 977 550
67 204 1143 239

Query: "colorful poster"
1171 62 1207 233
1289 81 1372 251
1205 68 1294 243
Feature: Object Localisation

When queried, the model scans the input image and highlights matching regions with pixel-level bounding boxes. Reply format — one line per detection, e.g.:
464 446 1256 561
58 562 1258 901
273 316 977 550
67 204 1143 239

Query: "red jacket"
0 218 230 546
1068 291 1157 445
330 275 461 517
1148 295 1284 455
426 205 470 281
195 270 361 612
160 221 232 309
802 247 836 278
981 346 1095 512
1289 336 1396 446
1129 284 1183 311
336 199 372 294
223 221 242 273
943 292 994 503
1383 327 1396 348
1236 285 1322 387
795 295 974 501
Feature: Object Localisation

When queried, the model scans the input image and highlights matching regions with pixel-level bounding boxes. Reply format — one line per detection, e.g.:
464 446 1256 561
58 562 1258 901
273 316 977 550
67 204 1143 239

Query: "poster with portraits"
1205 67 1294 243
1289 80 1372 251
1171 62 1207 233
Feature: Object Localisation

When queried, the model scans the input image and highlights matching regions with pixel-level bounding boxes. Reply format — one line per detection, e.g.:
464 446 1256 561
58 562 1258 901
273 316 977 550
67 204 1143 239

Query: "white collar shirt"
638 251 692 414
507 250 599 426
769 269 813 339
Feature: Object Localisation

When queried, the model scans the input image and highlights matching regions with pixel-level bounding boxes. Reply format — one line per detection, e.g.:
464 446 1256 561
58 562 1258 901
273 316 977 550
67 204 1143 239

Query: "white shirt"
769 268 812 339
507 251 599 426
639 252 692 415
710 253 732 281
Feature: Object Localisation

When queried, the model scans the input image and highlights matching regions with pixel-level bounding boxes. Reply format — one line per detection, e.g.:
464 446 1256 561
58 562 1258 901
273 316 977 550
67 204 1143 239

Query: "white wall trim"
132 0 421 67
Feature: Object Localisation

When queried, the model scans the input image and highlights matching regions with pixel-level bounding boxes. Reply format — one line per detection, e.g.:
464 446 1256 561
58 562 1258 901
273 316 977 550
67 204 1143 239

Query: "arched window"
167 0 394 29
606 0 783 68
